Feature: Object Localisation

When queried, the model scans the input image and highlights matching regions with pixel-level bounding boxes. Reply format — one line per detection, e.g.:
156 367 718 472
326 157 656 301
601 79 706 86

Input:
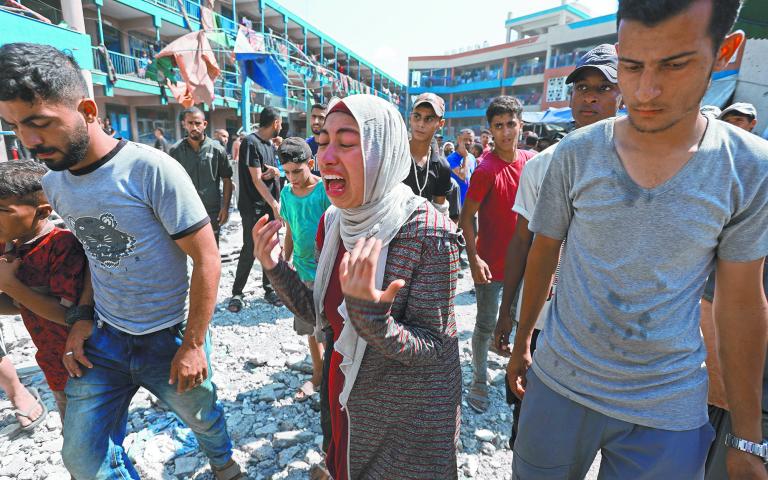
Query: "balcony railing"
549 50 591 69
509 62 545 77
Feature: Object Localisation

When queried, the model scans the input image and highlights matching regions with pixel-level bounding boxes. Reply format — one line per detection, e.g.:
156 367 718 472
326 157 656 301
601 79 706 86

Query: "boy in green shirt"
278 137 331 400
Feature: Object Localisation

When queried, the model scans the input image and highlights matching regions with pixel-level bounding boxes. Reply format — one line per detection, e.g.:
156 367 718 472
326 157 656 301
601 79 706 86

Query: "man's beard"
311 125 322 135
33 120 90 171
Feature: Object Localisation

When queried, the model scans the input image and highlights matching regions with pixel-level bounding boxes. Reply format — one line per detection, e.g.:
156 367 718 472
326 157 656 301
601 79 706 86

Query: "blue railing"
509 61 545 77
549 50 591 69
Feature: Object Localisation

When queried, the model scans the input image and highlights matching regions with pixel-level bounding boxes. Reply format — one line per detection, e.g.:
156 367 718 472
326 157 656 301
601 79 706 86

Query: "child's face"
0 197 43 243
282 161 312 187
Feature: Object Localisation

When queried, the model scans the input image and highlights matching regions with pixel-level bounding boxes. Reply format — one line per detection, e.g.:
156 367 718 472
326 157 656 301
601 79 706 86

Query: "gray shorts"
513 370 714 480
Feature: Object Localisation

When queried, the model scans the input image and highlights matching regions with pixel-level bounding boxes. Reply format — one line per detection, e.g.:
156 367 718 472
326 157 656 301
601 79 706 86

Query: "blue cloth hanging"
237 52 288 97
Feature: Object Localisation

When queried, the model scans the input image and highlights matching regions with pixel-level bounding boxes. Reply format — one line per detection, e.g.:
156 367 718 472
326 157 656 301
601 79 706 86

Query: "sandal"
467 382 490 413
5 388 49 439
227 295 243 313
211 459 245 480
294 380 318 402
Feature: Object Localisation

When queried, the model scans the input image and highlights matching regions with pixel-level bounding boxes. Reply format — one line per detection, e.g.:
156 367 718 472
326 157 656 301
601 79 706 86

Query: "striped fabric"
267 203 462 479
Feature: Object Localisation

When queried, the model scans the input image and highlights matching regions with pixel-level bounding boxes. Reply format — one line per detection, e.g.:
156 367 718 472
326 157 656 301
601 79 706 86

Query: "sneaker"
460 257 469 268
264 290 284 307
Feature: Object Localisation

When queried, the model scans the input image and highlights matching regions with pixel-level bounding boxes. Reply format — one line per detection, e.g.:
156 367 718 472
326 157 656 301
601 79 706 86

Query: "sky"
276 0 619 84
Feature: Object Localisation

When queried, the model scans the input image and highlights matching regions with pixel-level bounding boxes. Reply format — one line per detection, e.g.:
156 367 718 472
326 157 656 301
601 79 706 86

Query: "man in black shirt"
403 93 452 213
229 107 283 310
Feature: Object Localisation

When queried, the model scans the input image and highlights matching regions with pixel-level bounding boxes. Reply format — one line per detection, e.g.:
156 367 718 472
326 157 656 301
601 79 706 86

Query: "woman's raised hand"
339 237 405 304
251 215 282 271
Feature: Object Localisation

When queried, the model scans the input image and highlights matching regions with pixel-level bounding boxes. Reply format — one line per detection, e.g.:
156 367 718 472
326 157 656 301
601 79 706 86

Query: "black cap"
565 44 618 85
278 137 313 164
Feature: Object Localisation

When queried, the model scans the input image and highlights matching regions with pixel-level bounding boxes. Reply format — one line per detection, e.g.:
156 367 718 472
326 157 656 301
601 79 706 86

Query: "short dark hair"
470 143 484 157
311 103 326 112
486 96 524 124
155 127 165 135
459 128 475 136
0 43 88 105
0 160 48 205
260 107 281 127
182 106 205 120
617 0 742 52
481 129 491 136
525 132 539 146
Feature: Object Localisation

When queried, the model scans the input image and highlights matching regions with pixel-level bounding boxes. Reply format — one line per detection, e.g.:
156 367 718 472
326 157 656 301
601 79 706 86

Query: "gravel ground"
0 214 600 479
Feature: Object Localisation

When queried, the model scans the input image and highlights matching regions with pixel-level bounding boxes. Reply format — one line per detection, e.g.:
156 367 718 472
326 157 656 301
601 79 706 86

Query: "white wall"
734 38 768 136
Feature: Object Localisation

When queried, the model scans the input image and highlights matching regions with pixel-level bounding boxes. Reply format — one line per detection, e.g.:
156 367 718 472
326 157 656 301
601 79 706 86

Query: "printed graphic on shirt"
67 213 136 268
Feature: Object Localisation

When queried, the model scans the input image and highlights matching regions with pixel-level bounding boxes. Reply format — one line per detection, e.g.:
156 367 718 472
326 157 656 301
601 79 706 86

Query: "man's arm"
219 177 233 225
459 198 491 284
714 258 768 477
169 224 220 393
248 167 280 220
506 234 562 398
494 217 535 353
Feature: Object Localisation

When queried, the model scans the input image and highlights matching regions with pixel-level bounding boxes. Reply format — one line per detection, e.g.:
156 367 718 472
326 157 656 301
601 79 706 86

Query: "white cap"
719 102 757 120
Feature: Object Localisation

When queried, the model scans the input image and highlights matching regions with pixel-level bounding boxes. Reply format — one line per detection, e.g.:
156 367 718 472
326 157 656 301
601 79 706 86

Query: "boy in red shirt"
0 161 87 424
460 96 535 413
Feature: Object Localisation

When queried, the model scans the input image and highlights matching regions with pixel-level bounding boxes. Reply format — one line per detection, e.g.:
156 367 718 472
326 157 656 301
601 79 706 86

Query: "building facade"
407 3 616 138
0 0 405 158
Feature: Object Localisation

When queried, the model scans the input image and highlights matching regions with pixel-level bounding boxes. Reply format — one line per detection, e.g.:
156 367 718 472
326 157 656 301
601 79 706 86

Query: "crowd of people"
0 0 767 479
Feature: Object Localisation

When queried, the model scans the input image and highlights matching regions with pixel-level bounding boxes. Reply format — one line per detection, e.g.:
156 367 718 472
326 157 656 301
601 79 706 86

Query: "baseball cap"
412 93 445 117
719 102 757 120
565 44 618 85
700 105 722 117
277 137 313 165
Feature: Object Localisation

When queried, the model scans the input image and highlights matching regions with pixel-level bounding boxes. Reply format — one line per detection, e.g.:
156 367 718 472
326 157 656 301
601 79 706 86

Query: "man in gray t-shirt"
0 43 243 479
507 2 768 478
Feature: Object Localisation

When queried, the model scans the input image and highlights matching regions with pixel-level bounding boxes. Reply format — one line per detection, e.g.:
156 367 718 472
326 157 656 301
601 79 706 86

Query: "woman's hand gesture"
251 215 282 271
339 238 404 304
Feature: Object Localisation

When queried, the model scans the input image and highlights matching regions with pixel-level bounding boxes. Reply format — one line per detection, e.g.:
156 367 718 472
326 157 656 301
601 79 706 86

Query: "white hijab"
313 94 425 407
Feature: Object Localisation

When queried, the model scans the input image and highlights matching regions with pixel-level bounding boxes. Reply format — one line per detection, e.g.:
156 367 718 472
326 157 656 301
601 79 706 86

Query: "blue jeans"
471 281 504 385
513 370 714 479
62 320 232 480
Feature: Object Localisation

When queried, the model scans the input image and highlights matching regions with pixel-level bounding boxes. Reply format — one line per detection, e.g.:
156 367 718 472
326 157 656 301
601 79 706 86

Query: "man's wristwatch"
65 305 95 327
725 433 768 462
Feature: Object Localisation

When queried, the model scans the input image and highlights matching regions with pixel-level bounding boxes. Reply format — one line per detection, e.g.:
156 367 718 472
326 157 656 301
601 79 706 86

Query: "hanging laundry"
234 27 287 97
156 30 221 106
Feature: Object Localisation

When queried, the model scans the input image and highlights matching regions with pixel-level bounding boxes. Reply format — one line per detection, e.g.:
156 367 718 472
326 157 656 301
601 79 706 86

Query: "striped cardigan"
267 203 462 479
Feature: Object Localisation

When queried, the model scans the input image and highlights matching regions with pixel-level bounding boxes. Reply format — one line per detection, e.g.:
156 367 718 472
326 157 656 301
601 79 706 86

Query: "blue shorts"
512 370 714 480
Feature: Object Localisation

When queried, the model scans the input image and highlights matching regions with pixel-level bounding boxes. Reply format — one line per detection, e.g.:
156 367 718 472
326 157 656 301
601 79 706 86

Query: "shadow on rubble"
120 364 320 479
211 295 292 328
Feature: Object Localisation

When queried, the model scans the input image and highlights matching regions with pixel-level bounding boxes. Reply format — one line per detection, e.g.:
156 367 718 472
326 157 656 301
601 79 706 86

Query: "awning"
701 70 738 109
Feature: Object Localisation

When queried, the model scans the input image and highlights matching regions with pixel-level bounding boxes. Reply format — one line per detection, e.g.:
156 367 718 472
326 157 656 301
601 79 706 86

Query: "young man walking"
0 43 243 480
170 107 233 245
461 96 536 413
229 107 283 311
508 1 768 478
493 44 622 448
403 93 452 213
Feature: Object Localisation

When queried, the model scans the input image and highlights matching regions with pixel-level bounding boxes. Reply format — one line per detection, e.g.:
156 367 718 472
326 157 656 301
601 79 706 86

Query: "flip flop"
294 380 317 402
467 382 490 413
227 295 243 313
15 387 48 433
